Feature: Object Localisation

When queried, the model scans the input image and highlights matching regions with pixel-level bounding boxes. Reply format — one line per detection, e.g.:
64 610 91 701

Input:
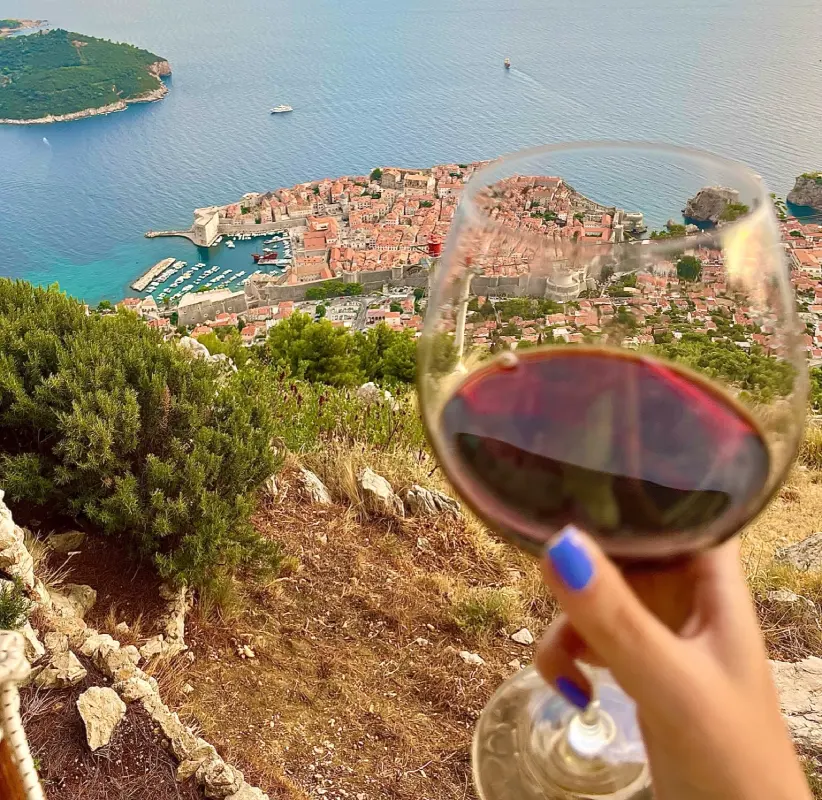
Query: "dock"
131 257 176 292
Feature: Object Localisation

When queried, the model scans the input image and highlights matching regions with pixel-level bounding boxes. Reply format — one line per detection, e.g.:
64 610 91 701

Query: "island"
0 28 171 124
787 173 822 211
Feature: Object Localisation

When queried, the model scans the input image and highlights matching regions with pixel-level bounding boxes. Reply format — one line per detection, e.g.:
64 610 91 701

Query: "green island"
0 28 170 123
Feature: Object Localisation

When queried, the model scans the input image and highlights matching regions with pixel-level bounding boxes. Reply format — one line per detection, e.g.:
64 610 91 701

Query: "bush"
0 280 281 590
450 587 521 636
0 577 31 630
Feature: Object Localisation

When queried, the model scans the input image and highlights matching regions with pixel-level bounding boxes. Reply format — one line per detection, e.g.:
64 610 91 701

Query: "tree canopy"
0 280 280 589
676 255 703 282
0 29 166 120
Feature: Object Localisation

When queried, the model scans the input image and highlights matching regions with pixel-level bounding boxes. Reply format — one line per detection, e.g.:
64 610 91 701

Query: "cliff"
683 186 740 224
787 174 822 210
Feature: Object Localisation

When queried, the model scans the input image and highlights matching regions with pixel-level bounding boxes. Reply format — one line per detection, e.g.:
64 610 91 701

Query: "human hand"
536 525 812 800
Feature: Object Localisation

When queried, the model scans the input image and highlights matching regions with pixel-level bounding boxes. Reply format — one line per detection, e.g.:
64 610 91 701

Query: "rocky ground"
9 460 822 799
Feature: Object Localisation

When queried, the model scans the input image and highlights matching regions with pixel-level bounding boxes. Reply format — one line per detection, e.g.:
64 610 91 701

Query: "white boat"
226 241 236 249
270 105 294 114
182 284 194 292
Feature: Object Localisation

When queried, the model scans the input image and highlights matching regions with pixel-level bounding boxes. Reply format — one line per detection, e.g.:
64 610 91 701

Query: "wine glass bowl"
419 142 807 563
417 142 808 800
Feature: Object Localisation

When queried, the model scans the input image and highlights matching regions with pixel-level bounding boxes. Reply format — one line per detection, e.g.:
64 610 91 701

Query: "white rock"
263 474 278 499
77 686 127 751
404 485 438 516
360 467 404 517
226 785 270 800
48 584 97 619
80 633 120 661
299 468 332 505
47 531 86 553
507 659 522 670
179 336 211 360
511 628 535 646
114 677 156 703
20 622 45 662
114 622 130 637
771 657 822 753
139 634 165 661
197 757 244 799
183 682 195 695
35 650 87 688
459 651 486 666
776 533 822 573
122 645 141 666
240 645 256 659
43 631 69 655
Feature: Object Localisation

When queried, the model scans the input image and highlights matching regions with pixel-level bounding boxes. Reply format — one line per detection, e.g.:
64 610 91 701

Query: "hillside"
0 28 170 123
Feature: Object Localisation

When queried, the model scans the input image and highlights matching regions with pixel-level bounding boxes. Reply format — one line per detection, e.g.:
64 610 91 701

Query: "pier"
131 257 176 292
145 229 200 244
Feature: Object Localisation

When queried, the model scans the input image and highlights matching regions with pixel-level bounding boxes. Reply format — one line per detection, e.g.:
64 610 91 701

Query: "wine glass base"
472 667 652 800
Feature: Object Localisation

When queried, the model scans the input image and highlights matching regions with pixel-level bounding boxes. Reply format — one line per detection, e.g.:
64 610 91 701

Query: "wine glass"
417 142 808 800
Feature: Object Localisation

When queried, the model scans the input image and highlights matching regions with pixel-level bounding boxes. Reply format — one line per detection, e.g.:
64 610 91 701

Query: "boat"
226 241 236 249
256 253 281 266
270 105 294 114
504 58 511 69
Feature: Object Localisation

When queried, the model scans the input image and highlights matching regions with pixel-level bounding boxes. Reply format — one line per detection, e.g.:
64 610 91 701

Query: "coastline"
0 60 171 125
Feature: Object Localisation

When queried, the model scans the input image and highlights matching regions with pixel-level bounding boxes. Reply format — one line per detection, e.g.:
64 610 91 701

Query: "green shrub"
0 280 281 590
0 577 31 630
450 587 521 636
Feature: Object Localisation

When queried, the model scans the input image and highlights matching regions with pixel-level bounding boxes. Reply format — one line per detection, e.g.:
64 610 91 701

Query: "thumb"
542 525 682 702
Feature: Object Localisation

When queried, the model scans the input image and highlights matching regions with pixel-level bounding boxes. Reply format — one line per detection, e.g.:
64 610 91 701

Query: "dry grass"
176 464 552 800
24 529 72 590
98 606 148 648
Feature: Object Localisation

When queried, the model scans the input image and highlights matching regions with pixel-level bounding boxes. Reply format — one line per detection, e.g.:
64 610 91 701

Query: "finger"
542 525 683 701
535 617 593 709
536 614 606 669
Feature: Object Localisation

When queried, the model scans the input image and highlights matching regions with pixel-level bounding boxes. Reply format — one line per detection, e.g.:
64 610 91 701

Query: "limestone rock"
43 632 69 655
226 785 270 800
507 659 522 670
404 485 460 518
44 613 89 648
683 186 740 224
139 634 165 661
263 474 278 499
787 174 822 210
77 686 127 750
114 677 156 703
197 757 244 799
48 584 97 619
299 467 332 505
101 648 139 682
767 589 820 624
123 645 141 666
511 628 535 646
47 531 86 553
360 467 404 517
114 622 130 637
20 622 45 662
35 650 87 688
80 633 120 662
459 650 486 666
776 533 822 573
771 657 822 753
179 336 211 359
0 517 34 589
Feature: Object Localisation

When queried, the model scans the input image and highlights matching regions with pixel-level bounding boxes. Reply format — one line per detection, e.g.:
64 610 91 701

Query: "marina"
133 235 291 307
131 257 177 292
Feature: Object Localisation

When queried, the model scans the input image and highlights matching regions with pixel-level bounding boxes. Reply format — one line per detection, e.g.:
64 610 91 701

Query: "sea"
0 0 821 303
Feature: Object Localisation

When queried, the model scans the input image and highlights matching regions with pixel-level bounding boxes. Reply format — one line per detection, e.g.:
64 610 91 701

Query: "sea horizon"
1 0 821 303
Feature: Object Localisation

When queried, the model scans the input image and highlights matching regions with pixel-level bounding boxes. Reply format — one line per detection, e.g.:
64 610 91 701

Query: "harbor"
131 232 293 306
131 257 176 291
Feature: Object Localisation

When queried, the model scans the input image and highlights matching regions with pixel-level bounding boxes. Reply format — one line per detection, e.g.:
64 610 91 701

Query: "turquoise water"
1 0 821 303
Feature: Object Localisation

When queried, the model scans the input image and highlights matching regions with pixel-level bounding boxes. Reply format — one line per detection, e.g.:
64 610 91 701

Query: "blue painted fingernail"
556 676 591 710
547 526 594 591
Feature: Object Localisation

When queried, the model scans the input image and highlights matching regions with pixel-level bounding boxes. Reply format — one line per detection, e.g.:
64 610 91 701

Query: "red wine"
438 348 770 548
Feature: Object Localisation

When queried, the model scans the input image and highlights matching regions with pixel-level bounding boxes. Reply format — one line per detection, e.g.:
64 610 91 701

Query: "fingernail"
547 525 594 591
556 676 591 710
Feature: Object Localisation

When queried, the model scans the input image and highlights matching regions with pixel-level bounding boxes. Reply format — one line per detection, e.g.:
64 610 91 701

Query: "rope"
0 632 44 800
